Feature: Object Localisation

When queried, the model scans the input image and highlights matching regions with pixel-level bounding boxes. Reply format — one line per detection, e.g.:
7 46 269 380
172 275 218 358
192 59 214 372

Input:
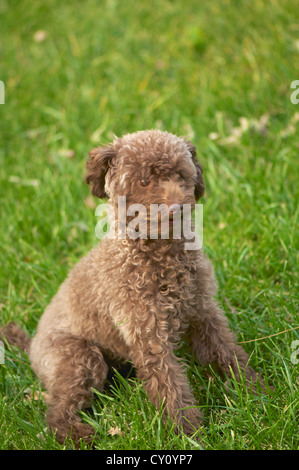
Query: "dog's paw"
69 422 95 444
49 420 95 446
176 406 203 435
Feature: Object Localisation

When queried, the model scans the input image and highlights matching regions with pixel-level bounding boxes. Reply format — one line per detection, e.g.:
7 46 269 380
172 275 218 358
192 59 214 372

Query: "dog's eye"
178 173 184 182
139 177 149 187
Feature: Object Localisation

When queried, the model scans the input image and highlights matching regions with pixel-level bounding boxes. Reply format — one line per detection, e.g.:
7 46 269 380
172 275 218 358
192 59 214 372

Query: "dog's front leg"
129 337 202 434
187 301 262 389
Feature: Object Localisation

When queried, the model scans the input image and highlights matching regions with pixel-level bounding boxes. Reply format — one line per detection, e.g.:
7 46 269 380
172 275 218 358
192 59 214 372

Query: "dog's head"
86 130 204 209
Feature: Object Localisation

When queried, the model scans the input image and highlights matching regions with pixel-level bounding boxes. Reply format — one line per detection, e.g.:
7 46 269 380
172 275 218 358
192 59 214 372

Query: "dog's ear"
185 141 205 199
85 145 116 198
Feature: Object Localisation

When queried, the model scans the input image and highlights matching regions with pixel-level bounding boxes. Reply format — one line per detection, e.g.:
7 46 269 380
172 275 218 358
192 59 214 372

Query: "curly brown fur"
2 130 265 444
0 322 31 354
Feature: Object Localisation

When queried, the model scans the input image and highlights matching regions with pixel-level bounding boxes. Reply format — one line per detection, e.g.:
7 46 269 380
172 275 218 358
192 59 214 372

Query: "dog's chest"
122 248 198 338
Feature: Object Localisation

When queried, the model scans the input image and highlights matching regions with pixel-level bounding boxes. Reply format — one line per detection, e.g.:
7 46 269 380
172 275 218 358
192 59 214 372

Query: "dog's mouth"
163 211 180 226
166 203 183 223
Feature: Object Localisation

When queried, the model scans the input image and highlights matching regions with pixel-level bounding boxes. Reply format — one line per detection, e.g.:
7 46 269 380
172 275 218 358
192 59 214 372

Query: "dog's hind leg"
39 334 108 445
0 322 31 353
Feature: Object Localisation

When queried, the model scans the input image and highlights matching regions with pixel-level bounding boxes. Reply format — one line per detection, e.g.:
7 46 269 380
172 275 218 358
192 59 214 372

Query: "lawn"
0 0 298 450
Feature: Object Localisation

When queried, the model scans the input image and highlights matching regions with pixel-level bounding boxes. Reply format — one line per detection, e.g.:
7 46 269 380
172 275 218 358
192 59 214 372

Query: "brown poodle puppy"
1 130 263 444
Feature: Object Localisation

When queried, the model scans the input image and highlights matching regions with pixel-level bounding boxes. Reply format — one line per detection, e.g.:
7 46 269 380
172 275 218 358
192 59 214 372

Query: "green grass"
0 0 298 450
